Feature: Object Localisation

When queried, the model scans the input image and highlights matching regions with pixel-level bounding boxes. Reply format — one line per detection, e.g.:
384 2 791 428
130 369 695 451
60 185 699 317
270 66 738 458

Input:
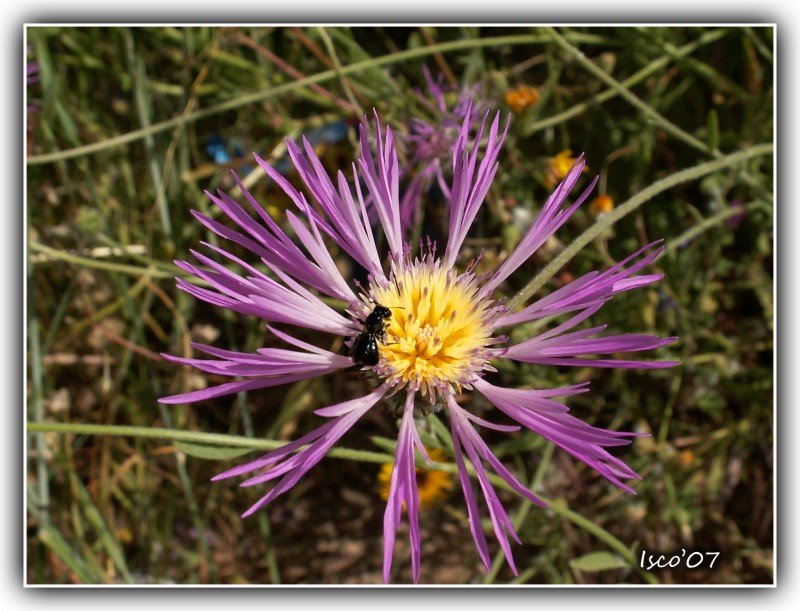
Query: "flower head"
160 105 677 583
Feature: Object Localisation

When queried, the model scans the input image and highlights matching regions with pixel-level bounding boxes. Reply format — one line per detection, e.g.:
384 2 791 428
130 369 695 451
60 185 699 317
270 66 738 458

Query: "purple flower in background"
398 67 488 234
26 52 39 132
27 59 39 80
724 199 748 230
160 105 677 583
27 61 39 85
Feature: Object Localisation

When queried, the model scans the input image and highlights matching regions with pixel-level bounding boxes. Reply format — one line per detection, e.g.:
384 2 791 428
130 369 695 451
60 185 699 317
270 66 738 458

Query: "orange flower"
589 194 614 219
504 85 540 114
678 449 695 467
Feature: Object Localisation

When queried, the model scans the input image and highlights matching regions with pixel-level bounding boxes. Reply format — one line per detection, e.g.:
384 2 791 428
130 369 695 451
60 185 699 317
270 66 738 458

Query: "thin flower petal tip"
543 149 589 189
161 106 678 583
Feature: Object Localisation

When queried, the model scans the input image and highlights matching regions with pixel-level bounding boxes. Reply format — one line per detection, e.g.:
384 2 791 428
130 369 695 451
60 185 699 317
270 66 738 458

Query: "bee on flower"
160 103 676 583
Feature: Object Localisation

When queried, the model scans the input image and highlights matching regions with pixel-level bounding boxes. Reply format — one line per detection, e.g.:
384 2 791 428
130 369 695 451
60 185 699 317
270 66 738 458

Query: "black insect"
349 304 392 366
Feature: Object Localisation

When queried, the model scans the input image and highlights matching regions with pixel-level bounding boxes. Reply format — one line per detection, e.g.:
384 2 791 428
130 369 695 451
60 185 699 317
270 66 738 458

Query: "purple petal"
450 421 492 570
483 160 597 294
253 143 384 278
450 399 529 574
161 340 351 377
383 391 424 583
213 385 387 517
358 113 403 258
398 163 437 236
213 420 337 481
461 410 521 433
450 398 548 509
474 378 646 493
496 242 666 326
505 326 678 369
444 110 510 268
174 249 355 336
265 325 337 357
158 368 340 405
199 179 356 302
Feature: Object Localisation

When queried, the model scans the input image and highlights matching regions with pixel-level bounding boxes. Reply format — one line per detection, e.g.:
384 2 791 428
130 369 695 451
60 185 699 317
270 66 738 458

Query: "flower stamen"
369 249 503 406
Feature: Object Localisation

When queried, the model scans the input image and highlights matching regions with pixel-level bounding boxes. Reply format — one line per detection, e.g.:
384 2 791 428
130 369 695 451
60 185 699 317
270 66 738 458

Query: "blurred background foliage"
25 25 773 585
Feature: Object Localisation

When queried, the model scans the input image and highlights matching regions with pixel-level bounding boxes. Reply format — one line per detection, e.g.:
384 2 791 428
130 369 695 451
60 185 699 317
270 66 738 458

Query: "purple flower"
27 61 39 84
398 67 488 234
724 198 748 230
160 104 677 583
26 53 39 128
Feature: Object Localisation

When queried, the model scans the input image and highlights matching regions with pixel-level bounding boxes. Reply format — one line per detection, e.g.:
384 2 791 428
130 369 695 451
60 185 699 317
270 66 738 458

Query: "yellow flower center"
367 254 500 405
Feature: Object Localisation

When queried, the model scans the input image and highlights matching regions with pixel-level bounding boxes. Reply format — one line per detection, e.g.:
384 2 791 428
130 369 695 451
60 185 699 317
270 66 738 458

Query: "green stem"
27 251 50 531
29 240 177 279
26 422 396 465
31 419 657 583
546 499 658 584
508 143 773 311
484 444 554 584
664 200 771 254
524 28 727 135
316 27 364 117
545 27 715 158
27 33 545 166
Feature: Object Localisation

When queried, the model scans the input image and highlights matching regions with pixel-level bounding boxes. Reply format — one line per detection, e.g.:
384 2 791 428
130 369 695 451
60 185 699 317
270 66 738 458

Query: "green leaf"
370 435 398 454
174 440 255 461
707 108 719 151
38 527 100 584
72 474 133 583
569 551 630 572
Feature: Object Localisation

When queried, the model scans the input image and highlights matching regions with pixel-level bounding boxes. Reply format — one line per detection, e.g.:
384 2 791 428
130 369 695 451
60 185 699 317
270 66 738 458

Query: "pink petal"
382 391 424 583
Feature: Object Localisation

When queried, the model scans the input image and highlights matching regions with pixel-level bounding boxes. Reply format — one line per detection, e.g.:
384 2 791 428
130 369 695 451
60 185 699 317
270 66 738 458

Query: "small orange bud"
589 194 614 219
504 85 540 114
678 449 695 467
